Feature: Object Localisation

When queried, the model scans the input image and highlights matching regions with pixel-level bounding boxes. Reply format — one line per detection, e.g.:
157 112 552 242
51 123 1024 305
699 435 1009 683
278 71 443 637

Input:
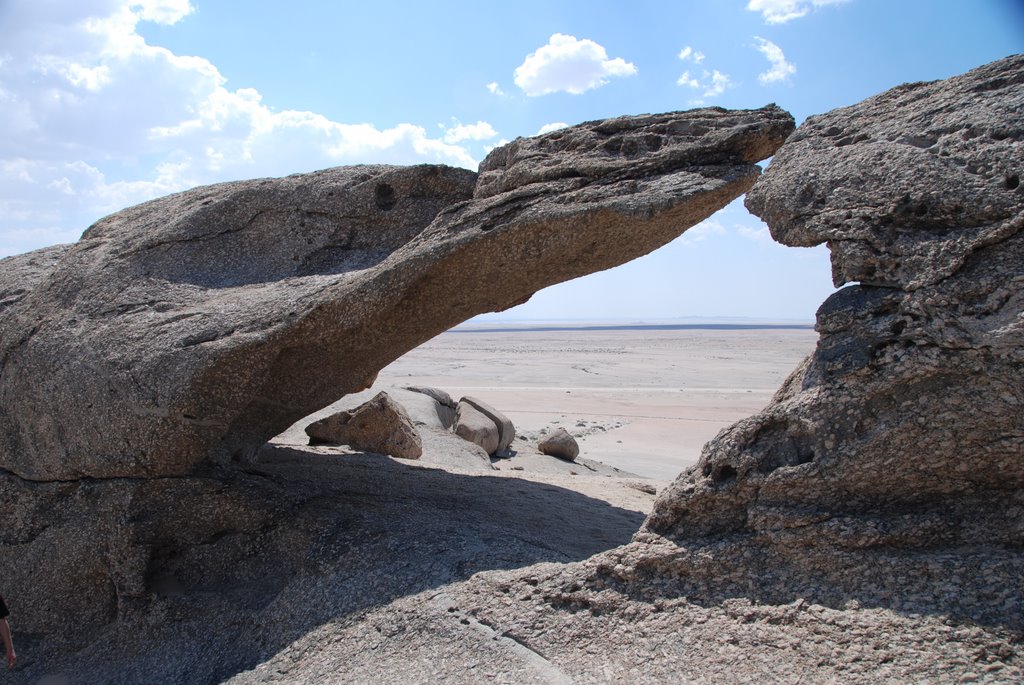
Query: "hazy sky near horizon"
1 1 1021 320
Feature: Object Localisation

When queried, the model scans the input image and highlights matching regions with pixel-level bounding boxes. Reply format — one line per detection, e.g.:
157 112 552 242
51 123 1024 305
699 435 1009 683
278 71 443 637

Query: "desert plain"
278 322 818 484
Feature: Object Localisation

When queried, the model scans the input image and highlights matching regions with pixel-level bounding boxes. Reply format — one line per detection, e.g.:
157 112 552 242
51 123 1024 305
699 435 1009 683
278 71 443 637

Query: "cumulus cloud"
513 33 637 96
747 0 848 24
537 122 569 135
678 70 733 105
0 0 485 258
676 218 727 247
675 47 732 104
677 46 705 64
442 120 498 144
131 0 194 24
754 37 796 84
484 138 510 154
704 70 732 97
676 71 699 88
486 81 505 96
737 223 776 246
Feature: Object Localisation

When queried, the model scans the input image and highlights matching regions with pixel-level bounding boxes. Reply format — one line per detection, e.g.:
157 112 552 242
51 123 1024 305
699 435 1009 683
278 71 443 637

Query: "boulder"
404 386 455 409
459 396 515 453
537 428 579 461
404 386 457 429
305 391 422 459
453 401 499 456
0 106 793 480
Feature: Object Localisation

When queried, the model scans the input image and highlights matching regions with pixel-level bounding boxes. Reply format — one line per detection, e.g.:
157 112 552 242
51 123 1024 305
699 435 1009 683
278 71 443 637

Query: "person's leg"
0 617 14 669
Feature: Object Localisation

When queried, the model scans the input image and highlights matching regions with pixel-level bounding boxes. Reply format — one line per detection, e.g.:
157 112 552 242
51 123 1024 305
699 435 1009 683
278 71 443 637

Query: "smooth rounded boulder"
538 428 580 461
453 401 500 456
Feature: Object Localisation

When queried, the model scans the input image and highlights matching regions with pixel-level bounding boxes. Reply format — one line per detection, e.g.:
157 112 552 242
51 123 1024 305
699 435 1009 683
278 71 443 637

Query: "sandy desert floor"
374 323 818 481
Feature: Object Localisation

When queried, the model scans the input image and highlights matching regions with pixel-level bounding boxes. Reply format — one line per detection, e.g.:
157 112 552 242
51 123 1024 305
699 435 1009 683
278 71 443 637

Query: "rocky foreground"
0 56 1022 683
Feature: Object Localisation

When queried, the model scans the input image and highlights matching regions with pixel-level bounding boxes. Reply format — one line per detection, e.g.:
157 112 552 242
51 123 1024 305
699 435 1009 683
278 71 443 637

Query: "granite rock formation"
0 106 793 481
8 54 1022 682
191 53 1024 685
633 54 1024 628
0 105 792 658
305 391 422 459
269 54 1023 685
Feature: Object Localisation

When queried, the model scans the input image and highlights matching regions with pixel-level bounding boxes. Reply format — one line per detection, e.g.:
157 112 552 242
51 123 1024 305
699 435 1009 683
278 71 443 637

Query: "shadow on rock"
1 444 646 684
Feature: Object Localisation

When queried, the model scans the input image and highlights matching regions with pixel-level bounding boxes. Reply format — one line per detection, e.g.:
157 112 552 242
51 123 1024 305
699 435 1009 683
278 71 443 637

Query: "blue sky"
1 1 1021 321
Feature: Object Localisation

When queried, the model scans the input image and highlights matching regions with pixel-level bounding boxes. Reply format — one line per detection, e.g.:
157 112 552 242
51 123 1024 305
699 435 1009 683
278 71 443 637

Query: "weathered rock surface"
746 56 1023 292
416 426 494 472
537 427 579 461
0 446 655 684
305 391 422 459
0 106 793 481
453 400 500 456
459 396 515 453
636 54 1024 633
2 58 1023 684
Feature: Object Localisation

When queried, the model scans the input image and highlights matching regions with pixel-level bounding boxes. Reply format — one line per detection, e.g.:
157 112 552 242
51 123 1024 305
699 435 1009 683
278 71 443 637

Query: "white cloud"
678 46 705 64
484 138 510 154
675 47 732 104
737 223 776 246
130 0 194 24
704 70 733 98
513 33 637 96
676 218 727 247
537 122 569 135
442 120 498 144
676 70 700 89
486 81 505 96
0 1 486 258
754 37 796 84
747 0 848 24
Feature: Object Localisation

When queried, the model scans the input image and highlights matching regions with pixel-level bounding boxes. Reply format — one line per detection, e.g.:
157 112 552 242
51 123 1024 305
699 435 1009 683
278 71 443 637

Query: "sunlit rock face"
641 56 1024 625
0 106 793 481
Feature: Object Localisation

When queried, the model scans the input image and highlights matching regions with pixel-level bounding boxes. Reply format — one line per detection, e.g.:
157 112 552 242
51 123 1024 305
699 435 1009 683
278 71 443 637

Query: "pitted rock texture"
745 54 1024 290
0 106 793 481
642 56 1024 634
